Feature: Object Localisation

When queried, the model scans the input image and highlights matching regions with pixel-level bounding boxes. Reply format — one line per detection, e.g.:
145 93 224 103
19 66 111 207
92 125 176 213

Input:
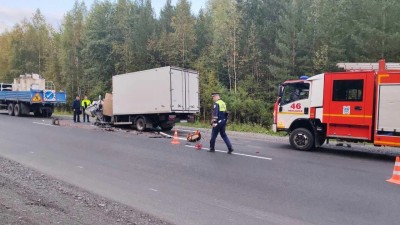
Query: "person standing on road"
209 92 234 154
81 95 91 123
72 96 81 123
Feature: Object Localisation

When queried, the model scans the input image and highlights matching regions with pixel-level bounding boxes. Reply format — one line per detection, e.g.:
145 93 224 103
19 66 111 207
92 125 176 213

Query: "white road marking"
77 166 84 169
149 188 159 192
174 128 195 132
185 145 272 160
245 144 263 149
30 151 34 154
33 122 55 126
159 132 187 140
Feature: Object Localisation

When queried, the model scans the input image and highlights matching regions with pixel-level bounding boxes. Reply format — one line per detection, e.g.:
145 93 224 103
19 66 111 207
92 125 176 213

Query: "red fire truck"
273 59 400 151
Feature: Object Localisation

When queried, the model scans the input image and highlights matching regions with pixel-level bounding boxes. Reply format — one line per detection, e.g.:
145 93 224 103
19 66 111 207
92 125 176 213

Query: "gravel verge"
0 157 172 225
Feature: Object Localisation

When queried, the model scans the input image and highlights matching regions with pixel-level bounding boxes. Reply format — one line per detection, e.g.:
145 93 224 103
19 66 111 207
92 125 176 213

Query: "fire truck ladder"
337 62 400 71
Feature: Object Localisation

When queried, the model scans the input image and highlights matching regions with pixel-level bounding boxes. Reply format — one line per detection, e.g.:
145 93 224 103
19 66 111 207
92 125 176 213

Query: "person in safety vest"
209 92 234 154
81 95 91 123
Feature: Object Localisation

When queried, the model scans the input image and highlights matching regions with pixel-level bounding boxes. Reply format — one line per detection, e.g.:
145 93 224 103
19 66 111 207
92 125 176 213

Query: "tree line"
1 0 399 128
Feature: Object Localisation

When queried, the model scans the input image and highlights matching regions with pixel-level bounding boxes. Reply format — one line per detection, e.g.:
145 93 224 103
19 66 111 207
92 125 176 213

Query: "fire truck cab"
273 59 400 151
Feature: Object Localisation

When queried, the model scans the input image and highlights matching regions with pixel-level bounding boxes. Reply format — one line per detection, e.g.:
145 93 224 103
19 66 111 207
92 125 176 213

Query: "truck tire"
45 112 53 118
289 128 314 151
14 103 21 117
135 117 146 132
34 110 42 117
42 109 52 118
7 103 15 116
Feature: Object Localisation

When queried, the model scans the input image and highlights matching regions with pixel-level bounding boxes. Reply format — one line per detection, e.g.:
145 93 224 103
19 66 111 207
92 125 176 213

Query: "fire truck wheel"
289 128 314 151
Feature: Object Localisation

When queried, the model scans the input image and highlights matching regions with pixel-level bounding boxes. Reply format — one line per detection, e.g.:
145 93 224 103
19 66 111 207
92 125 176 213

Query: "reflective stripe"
279 112 305 115
395 162 400 167
378 74 390 84
393 171 400 175
374 141 400 147
323 114 372 118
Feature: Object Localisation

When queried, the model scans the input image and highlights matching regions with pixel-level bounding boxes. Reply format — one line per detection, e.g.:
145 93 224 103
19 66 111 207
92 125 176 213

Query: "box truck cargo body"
104 66 199 131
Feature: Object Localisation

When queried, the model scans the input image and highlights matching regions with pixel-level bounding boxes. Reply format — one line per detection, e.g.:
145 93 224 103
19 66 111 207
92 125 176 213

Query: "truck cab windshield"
281 83 309 105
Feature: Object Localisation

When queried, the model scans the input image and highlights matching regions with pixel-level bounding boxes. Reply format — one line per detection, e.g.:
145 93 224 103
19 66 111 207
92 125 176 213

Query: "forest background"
0 0 399 129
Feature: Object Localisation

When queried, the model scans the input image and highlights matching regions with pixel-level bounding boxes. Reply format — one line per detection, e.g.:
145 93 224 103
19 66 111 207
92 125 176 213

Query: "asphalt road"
0 114 399 225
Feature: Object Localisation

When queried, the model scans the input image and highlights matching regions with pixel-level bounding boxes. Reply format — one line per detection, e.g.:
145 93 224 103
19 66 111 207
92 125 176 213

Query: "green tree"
269 0 310 81
8 10 53 77
112 0 135 74
208 0 242 92
60 1 87 102
82 0 115 97
195 55 224 122
239 0 283 87
351 0 400 61
133 0 156 70
150 0 196 67
194 9 212 58
170 0 197 67
159 0 175 33
0 32 12 81
43 30 62 90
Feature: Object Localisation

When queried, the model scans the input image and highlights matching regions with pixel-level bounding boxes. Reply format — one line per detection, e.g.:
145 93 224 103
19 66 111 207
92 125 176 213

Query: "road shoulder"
0 156 171 225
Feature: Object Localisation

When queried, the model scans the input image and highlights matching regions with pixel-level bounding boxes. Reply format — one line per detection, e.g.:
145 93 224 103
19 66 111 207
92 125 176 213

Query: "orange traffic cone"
387 156 400 185
171 129 180 144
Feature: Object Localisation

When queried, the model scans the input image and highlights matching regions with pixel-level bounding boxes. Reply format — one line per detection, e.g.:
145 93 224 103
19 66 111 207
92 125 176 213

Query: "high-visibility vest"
216 99 227 112
81 99 91 108
213 99 227 121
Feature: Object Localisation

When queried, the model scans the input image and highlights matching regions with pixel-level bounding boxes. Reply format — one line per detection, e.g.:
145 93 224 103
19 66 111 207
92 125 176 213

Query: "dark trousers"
73 110 80 122
82 108 90 122
210 120 232 150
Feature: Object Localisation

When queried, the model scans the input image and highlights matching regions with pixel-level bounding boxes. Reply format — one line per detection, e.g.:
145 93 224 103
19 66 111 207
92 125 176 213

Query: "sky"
0 0 207 33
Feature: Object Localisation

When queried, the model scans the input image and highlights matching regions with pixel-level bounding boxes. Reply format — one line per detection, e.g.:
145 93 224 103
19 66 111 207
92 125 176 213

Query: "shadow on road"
275 142 397 162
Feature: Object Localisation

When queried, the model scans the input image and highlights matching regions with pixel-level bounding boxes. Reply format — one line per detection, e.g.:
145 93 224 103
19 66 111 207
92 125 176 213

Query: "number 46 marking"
290 103 302 109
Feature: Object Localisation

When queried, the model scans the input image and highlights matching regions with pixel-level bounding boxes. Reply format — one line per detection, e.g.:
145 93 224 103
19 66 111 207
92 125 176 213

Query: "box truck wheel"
14 103 21 117
289 128 314 151
135 117 146 132
7 103 15 116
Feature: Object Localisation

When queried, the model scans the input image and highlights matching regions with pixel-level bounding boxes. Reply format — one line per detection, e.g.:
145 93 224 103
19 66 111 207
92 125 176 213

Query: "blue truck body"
0 89 66 117
0 90 66 103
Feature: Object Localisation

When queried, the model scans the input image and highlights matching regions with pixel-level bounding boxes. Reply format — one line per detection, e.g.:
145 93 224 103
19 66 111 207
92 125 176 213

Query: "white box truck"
101 66 199 131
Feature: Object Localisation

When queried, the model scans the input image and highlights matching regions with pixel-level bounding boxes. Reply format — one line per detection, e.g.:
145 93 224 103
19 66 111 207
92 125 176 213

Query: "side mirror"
278 85 284 97
277 96 282 104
